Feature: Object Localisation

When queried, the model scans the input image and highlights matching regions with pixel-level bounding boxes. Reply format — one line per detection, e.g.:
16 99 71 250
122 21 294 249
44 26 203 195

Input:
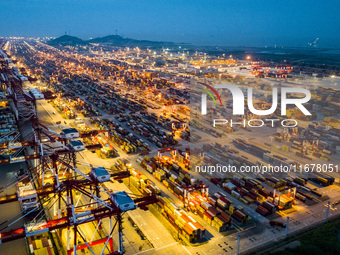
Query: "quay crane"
0 41 159 254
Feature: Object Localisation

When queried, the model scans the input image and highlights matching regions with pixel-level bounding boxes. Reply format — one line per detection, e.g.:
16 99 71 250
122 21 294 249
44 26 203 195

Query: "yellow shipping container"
162 197 170 205
168 202 178 212
240 198 249 205
176 219 185 229
140 181 147 190
203 215 212 225
214 217 224 226
164 205 171 215
229 204 234 214
141 175 148 182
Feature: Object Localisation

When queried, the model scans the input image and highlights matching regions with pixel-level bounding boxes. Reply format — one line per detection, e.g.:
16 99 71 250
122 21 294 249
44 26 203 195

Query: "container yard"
0 28 339 255
0 100 19 150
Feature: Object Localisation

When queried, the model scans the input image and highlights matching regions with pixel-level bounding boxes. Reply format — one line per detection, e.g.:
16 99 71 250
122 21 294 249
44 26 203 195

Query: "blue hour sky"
1 0 339 48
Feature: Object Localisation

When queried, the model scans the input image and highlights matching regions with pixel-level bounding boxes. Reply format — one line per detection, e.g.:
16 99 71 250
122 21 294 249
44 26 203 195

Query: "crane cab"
90 167 110 183
61 128 79 139
111 191 135 211
69 140 85 152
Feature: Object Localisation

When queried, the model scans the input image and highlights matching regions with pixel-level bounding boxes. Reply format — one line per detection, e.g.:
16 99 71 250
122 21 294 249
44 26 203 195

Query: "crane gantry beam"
0 194 158 244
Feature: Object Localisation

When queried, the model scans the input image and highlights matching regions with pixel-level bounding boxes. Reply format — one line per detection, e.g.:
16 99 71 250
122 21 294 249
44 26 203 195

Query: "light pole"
325 201 330 222
285 216 290 238
236 234 241 255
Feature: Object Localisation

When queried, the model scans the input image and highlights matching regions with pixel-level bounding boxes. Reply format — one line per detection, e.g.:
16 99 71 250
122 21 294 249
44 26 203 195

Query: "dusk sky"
1 0 339 48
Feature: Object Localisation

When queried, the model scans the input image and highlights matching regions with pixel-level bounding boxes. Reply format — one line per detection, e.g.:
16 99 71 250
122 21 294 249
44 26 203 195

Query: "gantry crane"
0 42 159 254
0 162 157 254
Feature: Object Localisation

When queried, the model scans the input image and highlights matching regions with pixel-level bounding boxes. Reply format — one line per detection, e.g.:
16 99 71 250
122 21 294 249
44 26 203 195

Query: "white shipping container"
232 190 241 198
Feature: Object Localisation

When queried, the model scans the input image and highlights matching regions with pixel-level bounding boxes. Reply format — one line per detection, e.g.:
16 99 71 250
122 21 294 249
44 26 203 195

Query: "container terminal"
0 37 339 255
